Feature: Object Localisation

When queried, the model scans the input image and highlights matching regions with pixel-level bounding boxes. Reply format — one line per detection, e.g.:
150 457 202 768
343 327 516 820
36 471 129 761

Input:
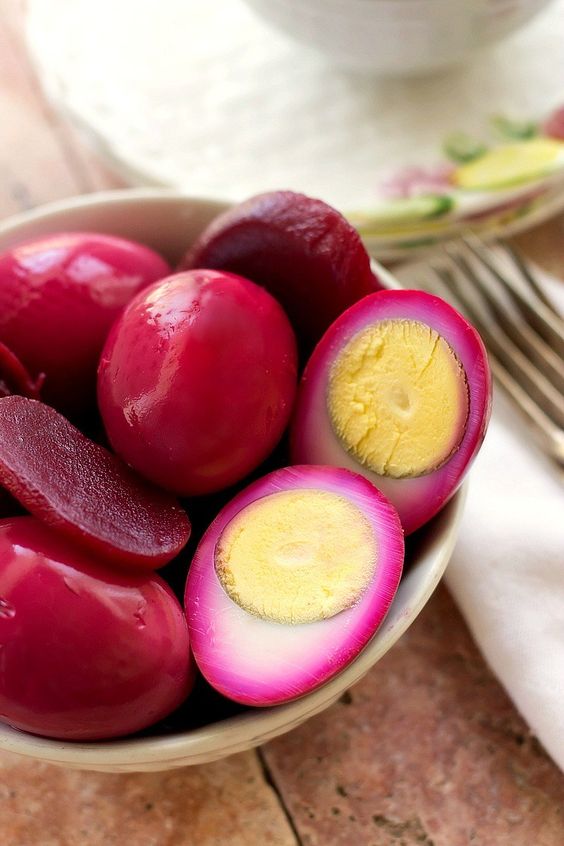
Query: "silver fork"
425 234 564 467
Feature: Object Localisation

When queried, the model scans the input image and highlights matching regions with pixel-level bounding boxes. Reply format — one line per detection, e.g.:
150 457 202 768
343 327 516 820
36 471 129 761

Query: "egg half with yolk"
185 465 403 706
291 290 491 534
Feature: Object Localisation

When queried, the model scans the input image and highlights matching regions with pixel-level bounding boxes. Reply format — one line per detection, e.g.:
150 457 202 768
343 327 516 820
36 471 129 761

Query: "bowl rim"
0 187 221 236
0 188 466 768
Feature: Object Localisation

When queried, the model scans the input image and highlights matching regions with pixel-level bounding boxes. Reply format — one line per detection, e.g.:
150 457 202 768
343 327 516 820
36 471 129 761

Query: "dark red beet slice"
0 396 191 569
180 190 379 349
0 341 44 400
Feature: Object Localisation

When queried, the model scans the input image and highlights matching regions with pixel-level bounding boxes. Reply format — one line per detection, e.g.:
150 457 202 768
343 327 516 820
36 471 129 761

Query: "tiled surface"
263 587 564 846
0 750 297 846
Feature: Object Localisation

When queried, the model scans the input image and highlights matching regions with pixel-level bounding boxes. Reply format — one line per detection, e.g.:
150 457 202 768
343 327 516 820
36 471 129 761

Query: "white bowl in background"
242 0 554 74
0 189 466 771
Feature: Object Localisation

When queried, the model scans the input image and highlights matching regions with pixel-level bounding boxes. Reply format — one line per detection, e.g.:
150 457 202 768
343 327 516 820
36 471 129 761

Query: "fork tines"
428 235 564 467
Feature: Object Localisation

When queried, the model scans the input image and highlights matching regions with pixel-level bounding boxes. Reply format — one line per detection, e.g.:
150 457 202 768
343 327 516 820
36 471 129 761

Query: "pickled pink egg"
291 290 491 534
0 517 193 740
185 465 403 706
98 269 298 496
0 232 170 416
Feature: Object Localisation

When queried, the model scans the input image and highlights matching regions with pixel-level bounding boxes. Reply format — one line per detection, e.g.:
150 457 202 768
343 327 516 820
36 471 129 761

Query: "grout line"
256 747 305 846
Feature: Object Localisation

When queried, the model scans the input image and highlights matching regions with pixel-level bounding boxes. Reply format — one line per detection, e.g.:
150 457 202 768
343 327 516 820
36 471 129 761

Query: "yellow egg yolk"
328 319 469 478
214 490 377 624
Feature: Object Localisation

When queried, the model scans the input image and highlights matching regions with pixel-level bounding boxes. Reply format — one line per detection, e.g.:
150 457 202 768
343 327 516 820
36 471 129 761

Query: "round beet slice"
180 190 379 348
0 396 191 569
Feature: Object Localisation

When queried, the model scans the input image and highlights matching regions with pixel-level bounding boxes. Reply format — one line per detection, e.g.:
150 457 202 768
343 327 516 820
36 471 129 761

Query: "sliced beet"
0 396 191 569
180 190 379 349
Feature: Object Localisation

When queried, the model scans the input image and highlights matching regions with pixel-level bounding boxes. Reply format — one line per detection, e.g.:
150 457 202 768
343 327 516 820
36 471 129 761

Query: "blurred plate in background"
27 0 564 258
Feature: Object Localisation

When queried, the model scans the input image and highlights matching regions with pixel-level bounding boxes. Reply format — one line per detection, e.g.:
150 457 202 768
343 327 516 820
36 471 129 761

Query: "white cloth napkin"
444 276 564 771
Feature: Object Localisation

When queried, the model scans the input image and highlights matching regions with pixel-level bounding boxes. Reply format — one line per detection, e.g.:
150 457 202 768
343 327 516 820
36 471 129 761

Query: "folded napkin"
444 274 564 772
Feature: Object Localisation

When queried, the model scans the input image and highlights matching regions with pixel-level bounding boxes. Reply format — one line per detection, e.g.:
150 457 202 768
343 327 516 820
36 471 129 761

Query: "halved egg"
185 465 404 706
291 290 491 534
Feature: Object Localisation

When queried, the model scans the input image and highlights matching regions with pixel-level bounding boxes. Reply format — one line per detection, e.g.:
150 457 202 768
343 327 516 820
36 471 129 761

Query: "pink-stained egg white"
291 290 491 534
98 269 298 497
0 232 171 417
185 465 404 706
0 517 194 740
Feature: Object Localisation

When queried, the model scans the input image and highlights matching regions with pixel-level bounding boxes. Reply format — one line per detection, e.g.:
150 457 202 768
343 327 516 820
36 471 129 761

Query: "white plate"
26 0 564 257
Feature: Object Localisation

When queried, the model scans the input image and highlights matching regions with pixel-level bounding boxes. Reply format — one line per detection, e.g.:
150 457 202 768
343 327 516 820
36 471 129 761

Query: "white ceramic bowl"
0 189 466 771
242 0 554 74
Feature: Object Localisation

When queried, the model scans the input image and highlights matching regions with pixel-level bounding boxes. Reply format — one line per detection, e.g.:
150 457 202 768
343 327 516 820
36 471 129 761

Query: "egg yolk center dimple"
214 489 377 624
328 319 469 478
